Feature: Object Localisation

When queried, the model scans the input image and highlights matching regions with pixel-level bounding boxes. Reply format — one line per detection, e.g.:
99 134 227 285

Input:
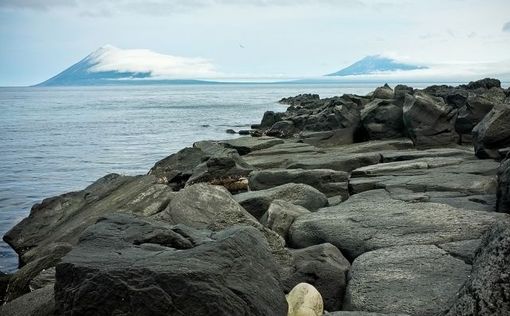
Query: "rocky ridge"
1 78 510 315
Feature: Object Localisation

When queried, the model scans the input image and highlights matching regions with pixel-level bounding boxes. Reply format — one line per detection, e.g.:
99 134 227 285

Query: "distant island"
326 55 427 76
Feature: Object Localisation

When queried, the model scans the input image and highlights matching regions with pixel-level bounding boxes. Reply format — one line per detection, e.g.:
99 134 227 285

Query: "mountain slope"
326 55 427 77
36 45 217 86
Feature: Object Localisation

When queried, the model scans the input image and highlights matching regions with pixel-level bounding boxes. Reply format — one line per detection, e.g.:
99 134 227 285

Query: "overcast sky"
1 0 509 86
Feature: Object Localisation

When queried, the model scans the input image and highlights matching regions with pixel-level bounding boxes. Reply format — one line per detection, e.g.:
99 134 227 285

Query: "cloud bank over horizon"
87 45 217 78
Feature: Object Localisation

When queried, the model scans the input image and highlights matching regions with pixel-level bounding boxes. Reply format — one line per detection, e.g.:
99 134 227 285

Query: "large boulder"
497 156 510 212
54 214 288 316
154 183 287 261
248 168 349 198
361 99 404 140
444 221 510 316
3 174 174 301
344 245 471 316
283 243 350 312
289 189 506 260
234 183 328 219
455 90 503 139
403 91 458 146
472 103 510 159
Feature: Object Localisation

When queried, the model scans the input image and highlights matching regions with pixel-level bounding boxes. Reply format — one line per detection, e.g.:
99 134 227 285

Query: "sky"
0 0 510 86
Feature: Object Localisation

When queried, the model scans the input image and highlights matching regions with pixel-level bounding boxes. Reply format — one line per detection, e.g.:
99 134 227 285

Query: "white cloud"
88 45 217 78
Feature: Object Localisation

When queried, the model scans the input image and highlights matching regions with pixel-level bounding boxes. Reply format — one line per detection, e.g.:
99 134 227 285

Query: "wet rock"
361 99 404 140
54 214 288 316
289 189 506 260
0 285 54 316
497 156 510 212
445 221 510 316
344 245 471 316
238 129 251 135
286 283 323 316
249 168 349 198
403 91 458 146
234 183 328 219
260 200 310 241
283 243 350 311
226 129 236 134
473 103 510 159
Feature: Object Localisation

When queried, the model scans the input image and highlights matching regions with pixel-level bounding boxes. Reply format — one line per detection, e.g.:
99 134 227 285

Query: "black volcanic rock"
497 156 510 212
472 103 510 159
462 77 502 90
283 243 350 312
403 91 458 146
361 99 404 139
54 214 288 316
444 221 510 316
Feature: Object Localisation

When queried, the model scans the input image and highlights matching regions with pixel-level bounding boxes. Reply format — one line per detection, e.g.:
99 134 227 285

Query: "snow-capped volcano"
37 45 217 86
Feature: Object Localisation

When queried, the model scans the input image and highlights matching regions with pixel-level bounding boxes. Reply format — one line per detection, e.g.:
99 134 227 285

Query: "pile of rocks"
1 78 510 316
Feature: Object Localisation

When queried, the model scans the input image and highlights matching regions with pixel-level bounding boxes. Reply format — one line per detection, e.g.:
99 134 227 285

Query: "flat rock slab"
350 168 497 196
289 189 508 259
221 136 284 155
344 245 471 316
249 168 349 198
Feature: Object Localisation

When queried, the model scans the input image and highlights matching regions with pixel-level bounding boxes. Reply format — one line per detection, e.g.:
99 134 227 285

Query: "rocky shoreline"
1 78 510 315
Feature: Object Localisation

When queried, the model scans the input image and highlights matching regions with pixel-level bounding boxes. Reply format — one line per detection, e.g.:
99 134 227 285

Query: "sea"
0 82 446 273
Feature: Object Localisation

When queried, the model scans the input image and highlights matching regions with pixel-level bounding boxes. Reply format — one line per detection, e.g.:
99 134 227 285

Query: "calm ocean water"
0 82 431 273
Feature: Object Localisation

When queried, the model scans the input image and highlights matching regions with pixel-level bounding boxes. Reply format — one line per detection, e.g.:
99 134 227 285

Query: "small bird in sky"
239 44 245 49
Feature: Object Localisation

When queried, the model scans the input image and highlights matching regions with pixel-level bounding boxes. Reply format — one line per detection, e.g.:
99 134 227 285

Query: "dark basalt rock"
472 103 510 159
403 91 458 146
0 285 55 316
372 84 394 99
361 99 404 140
248 168 349 198
260 111 284 128
3 174 175 301
54 214 288 316
444 221 510 316
461 77 502 90
496 156 510 212
283 243 350 312
266 120 296 138
149 147 207 188
279 93 320 106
